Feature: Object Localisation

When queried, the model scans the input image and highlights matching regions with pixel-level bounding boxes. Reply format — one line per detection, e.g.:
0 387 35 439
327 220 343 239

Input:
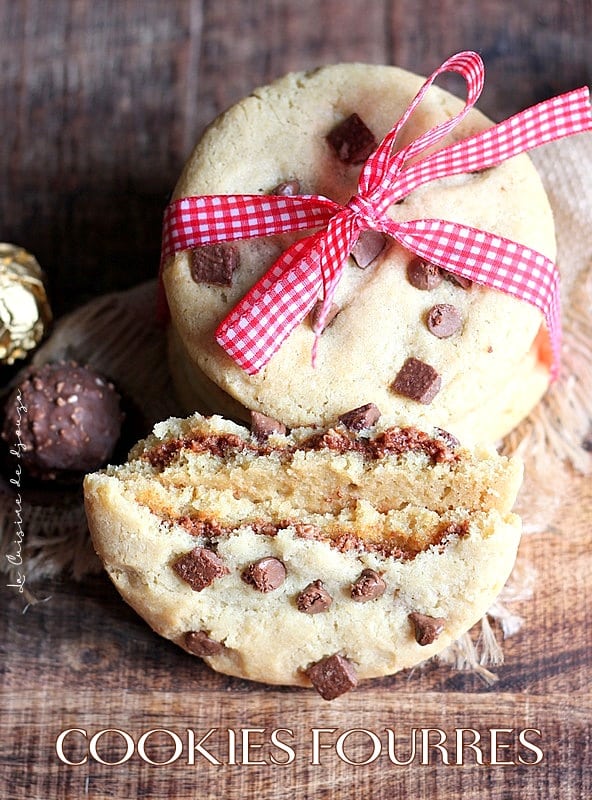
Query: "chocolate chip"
338 403 381 432
350 569 386 602
270 179 301 196
351 230 386 268
184 630 225 657
406 258 443 290
326 113 377 164
426 304 462 338
296 580 332 613
190 244 239 286
443 270 472 289
391 358 442 404
309 300 340 333
409 612 446 646
306 653 359 700
242 557 287 593
172 547 229 592
250 410 287 441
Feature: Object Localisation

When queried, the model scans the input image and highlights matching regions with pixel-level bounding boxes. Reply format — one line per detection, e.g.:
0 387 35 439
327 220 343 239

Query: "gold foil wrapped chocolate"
0 243 52 364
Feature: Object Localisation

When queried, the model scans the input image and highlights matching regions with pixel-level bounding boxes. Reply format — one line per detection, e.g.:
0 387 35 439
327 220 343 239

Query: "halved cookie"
84 409 522 699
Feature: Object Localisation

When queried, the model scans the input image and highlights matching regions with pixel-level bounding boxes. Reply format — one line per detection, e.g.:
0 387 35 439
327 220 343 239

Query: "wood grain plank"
0 0 195 313
386 0 592 120
194 0 389 132
2 688 591 799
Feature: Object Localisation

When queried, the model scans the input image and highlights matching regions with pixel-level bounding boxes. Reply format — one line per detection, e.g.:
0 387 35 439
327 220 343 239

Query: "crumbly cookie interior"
106 413 521 558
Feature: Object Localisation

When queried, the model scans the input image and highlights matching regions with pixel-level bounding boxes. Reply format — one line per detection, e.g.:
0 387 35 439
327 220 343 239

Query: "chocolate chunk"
241 557 287 593
408 612 446 646
184 630 225 657
338 403 381 432
172 547 229 592
306 653 359 700
250 410 287 441
190 244 239 286
300 424 455 464
326 113 377 164
406 258 443 290
443 270 472 289
309 300 340 333
391 358 442 404
350 569 386 602
351 230 386 268
426 304 462 338
270 179 301 196
296 580 332 613
1 361 123 481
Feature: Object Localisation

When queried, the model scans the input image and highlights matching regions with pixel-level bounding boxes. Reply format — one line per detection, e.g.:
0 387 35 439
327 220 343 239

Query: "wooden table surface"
1 2 591 798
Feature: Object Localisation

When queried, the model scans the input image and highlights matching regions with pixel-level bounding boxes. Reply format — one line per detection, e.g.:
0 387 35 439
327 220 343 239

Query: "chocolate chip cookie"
163 63 556 444
84 408 522 698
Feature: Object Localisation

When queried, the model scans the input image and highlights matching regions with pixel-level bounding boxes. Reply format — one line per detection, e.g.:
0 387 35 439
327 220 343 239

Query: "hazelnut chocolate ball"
2 361 123 480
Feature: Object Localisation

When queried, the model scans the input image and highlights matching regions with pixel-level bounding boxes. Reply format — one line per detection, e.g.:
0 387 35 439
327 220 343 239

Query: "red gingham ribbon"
161 52 592 377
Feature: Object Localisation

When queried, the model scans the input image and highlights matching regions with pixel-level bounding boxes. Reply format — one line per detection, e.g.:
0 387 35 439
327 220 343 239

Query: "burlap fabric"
1 136 591 678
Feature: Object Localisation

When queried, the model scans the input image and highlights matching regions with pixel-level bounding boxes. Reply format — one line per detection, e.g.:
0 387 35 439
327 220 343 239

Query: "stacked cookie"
163 63 555 444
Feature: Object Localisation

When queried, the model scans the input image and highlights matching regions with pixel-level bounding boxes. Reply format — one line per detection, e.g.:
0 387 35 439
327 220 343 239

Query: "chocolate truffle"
1 361 123 480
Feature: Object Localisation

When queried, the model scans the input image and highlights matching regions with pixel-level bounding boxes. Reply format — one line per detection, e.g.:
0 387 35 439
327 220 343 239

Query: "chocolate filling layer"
143 425 457 471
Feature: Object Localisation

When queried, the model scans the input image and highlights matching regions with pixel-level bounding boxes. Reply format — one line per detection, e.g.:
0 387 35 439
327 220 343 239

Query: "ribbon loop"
360 50 484 197
160 53 592 378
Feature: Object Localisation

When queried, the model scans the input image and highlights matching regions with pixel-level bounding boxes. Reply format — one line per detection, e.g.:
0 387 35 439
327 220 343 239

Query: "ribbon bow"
161 52 592 378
